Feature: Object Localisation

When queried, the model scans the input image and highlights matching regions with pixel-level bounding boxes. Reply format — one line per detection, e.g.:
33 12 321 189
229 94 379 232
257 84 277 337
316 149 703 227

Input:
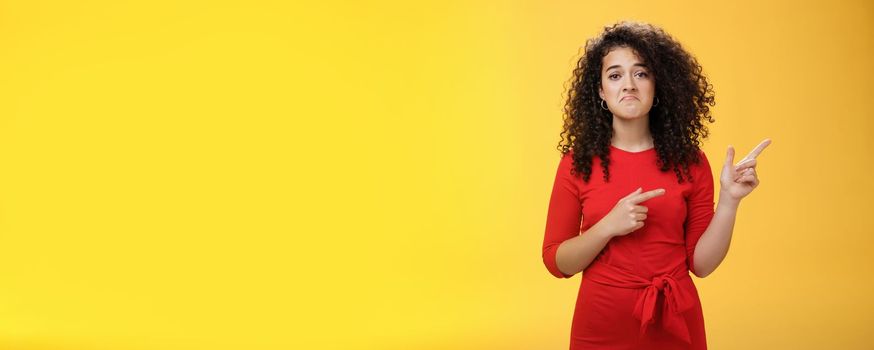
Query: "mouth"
620 96 639 101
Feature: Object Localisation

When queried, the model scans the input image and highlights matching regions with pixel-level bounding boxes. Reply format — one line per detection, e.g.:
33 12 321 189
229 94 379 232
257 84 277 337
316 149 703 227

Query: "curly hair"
557 20 715 184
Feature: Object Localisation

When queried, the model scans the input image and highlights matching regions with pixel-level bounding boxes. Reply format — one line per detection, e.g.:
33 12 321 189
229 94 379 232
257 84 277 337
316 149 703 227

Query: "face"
598 46 655 120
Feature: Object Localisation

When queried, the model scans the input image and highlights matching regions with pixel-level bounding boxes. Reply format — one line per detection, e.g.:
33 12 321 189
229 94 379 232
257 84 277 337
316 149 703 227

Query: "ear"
598 84 604 100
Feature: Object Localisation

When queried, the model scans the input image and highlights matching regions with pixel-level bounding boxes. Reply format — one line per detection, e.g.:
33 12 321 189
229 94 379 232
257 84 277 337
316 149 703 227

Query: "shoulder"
558 150 575 172
689 147 715 181
695 148 710 166
560 147 579 163
691 147 711 167
556 149 585 180
561 148 605 172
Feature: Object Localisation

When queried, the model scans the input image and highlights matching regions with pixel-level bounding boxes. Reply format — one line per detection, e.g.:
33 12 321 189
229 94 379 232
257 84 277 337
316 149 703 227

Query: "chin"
613 113 649 120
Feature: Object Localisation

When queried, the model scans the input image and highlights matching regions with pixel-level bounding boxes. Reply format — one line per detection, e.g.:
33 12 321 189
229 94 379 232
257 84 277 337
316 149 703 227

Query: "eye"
635 71 649 78
608 73 620 80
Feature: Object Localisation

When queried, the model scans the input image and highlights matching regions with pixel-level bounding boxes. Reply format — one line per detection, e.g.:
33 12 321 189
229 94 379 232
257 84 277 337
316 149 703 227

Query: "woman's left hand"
719 139 771 202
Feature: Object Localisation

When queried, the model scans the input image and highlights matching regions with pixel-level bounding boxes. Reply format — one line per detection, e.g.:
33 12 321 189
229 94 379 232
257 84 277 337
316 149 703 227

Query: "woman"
541 21 770 349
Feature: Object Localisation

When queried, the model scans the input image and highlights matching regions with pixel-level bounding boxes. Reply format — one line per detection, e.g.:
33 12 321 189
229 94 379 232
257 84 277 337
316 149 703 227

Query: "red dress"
542 145 715 349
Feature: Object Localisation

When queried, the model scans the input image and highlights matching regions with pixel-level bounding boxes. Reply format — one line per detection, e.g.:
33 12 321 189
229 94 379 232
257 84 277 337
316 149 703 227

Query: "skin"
599 46 655 151
555 46 771 278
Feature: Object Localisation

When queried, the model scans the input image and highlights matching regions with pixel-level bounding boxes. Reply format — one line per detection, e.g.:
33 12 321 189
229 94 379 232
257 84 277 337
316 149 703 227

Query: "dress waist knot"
583 262 696 344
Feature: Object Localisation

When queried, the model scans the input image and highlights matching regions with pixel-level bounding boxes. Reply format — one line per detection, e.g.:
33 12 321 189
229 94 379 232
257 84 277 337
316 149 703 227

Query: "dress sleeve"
542 152 582 279
685 149 716 276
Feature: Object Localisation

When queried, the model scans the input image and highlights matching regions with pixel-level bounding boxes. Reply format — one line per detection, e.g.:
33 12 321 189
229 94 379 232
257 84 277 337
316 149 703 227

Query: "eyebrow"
604 63 648 72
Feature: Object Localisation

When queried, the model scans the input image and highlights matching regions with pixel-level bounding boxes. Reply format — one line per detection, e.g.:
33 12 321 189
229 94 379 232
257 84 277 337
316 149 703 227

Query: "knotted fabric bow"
584 263 697 344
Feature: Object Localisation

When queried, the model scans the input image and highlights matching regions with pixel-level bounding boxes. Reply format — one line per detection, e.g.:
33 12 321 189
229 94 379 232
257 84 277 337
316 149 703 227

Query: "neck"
611 115 653 151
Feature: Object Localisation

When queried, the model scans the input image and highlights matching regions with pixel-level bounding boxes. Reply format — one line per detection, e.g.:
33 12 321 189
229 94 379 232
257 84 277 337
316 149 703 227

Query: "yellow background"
0 1 871 349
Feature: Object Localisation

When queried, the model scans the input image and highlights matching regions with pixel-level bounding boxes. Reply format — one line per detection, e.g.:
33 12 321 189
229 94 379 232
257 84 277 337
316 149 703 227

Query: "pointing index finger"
630 188 666 204
743 138 772 161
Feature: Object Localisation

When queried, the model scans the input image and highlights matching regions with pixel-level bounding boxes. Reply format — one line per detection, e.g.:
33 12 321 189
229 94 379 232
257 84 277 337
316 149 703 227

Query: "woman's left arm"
693 139 771 278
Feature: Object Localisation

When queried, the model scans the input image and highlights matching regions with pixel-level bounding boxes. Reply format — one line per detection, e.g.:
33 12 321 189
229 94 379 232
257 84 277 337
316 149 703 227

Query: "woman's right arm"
542 153 614 278
542 154 663 278
553 224 614 277
555 187 666 276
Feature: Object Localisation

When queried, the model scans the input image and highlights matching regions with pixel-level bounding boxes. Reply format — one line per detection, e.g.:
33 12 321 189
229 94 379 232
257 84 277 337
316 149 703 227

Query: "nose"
622 75 637 92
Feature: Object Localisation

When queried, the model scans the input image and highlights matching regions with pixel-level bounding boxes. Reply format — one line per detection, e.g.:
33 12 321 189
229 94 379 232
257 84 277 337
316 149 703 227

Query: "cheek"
601 82 619 96
641 81 656 94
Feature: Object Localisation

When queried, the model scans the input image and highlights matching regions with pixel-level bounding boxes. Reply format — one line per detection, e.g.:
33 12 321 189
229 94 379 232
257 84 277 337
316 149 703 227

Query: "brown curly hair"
557 20 715 183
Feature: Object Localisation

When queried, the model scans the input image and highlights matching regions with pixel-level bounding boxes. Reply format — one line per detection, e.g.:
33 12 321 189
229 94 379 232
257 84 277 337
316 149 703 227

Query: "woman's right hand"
595 187 666 238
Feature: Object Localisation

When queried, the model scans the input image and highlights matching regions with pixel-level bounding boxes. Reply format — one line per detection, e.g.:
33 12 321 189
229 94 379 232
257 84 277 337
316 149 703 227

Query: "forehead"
602 47 645 71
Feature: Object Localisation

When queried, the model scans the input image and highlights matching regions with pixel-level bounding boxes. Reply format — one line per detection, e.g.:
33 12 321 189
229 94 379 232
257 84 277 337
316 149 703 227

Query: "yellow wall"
0 1 870 349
